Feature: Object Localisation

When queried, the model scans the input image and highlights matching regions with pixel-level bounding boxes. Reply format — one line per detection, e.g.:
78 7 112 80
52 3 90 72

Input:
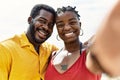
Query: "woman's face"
56 11 81 43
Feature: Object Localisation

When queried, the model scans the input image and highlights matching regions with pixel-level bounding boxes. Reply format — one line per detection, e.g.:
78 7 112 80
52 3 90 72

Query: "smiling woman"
45 6 101 80
0 1 118 79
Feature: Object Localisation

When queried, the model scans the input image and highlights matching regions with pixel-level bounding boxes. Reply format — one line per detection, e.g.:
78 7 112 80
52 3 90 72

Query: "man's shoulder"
41 42 56 47
41 42 58 50
0 33 23 48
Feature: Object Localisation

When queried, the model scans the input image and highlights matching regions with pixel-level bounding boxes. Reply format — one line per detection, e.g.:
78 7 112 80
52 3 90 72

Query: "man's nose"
43 24 49 30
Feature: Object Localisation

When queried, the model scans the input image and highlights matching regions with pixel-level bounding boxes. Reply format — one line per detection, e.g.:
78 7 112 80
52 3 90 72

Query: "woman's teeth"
65 32 73 36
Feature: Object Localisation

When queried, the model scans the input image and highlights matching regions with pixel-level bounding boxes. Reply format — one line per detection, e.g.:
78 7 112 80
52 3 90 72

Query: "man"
0 4 58 80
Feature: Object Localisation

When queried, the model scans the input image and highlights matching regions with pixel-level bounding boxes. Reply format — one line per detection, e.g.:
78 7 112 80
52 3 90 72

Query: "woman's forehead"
56 11 77 20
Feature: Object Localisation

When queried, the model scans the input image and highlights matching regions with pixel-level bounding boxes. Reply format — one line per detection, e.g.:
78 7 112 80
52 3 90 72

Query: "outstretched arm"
86 0 120 77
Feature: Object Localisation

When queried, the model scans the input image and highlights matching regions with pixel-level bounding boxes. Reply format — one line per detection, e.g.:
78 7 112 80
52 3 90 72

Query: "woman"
45 6 101 80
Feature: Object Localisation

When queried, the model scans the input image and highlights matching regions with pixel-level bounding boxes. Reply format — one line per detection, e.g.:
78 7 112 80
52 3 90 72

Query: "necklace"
60 48 82 71
61 64 68 70
54 43 82 71
60 51 69 71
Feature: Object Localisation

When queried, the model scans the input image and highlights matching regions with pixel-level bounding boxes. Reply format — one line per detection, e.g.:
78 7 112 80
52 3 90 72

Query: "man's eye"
38 20 46 24
48 23 54 28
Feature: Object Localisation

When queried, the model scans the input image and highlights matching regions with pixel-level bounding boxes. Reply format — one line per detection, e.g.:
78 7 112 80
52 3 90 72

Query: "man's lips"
37 29 48 39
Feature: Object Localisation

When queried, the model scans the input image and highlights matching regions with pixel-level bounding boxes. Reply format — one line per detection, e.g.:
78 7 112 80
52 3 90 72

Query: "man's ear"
28 16 32 24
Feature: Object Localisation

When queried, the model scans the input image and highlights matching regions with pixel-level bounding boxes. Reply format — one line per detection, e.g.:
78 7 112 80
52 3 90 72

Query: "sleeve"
0 44 11 80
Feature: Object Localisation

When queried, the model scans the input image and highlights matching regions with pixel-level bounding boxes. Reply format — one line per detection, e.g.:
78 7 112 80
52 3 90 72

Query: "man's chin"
34 38 48 44
35 39 45 44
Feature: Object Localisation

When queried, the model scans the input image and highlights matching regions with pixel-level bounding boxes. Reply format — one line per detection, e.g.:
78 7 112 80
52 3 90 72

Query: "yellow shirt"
0 33 58 80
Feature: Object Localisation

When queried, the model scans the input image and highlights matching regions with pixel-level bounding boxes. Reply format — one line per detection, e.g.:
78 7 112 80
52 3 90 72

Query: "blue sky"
0 0 117 48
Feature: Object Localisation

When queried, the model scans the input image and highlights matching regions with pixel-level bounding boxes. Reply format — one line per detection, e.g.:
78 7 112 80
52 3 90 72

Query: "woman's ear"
28 16 32 24
79 22 81 28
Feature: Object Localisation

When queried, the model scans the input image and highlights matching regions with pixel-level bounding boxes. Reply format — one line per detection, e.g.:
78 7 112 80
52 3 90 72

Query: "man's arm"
0 44 11 80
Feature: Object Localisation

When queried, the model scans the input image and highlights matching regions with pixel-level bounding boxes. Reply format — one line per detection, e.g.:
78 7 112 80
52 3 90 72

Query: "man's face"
29 9 54 44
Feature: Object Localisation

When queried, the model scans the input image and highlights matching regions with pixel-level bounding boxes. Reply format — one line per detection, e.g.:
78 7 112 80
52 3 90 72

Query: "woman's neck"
64 39 81 53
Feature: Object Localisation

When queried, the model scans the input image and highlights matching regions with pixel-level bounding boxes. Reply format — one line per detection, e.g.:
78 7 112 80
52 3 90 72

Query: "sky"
0 0 117 48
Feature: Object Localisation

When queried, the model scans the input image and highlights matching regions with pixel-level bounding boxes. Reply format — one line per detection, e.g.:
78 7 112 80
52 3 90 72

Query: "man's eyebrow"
39 17 48 21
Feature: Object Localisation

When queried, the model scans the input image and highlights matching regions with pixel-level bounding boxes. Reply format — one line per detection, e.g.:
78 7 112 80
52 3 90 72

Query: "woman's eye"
57 24 64 28
69 21 77 25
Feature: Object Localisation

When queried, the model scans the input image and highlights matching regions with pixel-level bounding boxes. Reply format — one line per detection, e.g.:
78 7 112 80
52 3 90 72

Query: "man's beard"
29 24 50 44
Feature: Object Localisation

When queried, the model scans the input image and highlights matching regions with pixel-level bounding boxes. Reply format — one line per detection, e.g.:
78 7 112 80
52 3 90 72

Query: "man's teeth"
38 30 46 35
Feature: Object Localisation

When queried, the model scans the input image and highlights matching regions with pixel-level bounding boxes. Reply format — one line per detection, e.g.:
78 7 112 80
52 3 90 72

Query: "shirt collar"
19 32 31 47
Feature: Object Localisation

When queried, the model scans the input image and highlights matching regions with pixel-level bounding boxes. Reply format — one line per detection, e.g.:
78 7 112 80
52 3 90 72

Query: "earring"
80 29 83 36
56 34 60 41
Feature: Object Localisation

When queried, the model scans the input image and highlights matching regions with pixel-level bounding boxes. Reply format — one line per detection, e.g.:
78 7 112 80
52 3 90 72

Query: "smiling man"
0 4 58 80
